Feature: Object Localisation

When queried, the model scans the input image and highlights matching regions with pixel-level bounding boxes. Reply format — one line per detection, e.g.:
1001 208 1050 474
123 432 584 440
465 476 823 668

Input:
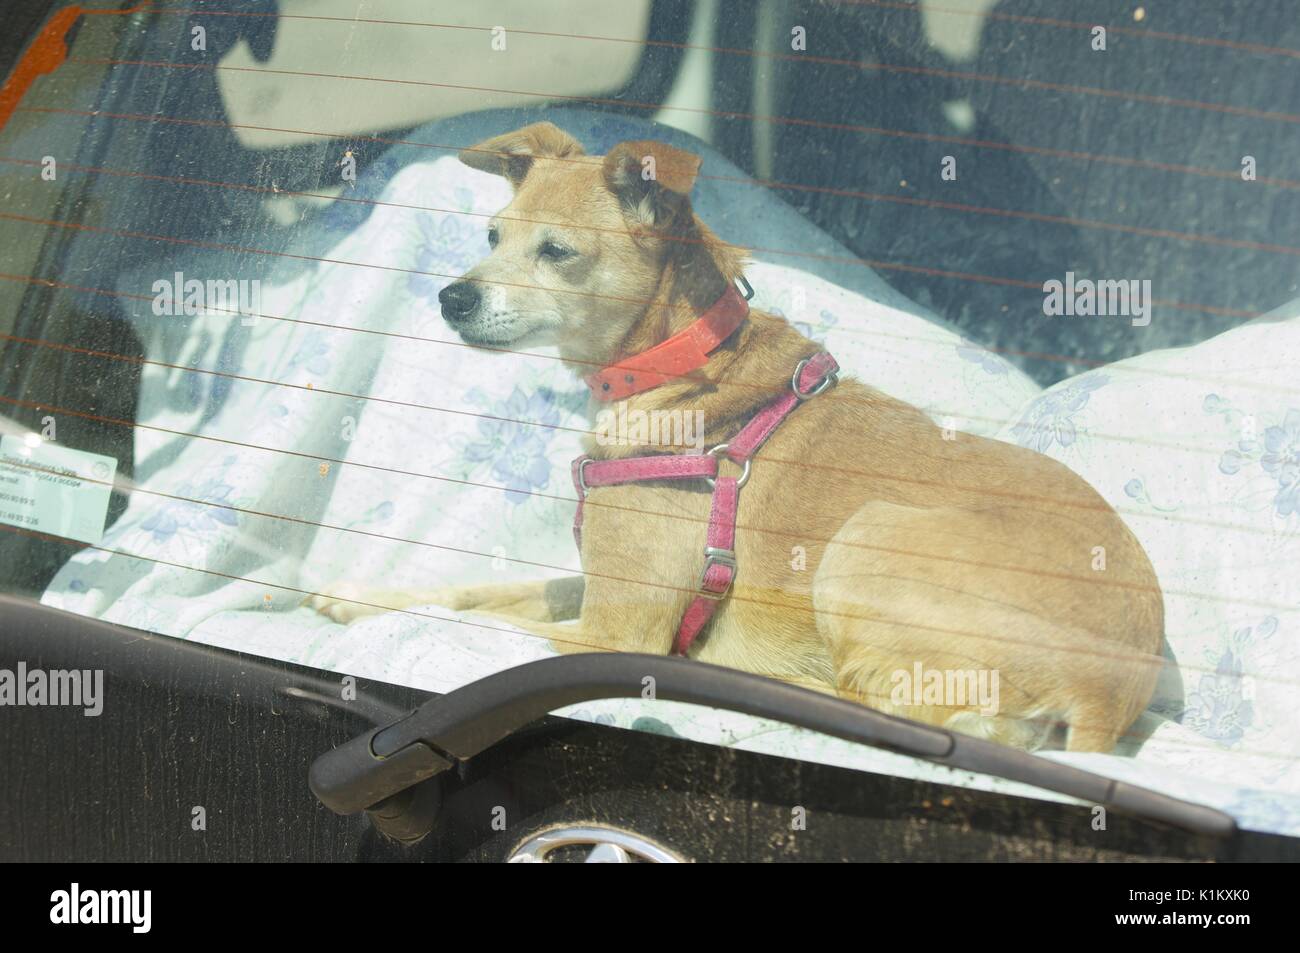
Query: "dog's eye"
487 227 499 249
538 241 574 261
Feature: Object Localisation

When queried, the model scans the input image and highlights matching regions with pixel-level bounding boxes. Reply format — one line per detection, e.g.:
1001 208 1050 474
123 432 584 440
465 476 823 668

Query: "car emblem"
507 825 685 863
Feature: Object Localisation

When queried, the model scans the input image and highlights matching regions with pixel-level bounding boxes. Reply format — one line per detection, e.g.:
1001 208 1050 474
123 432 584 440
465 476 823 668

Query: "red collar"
585 283 749 401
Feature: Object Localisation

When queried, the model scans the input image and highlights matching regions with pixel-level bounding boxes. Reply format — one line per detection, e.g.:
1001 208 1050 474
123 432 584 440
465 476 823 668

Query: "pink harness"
571 310 839 655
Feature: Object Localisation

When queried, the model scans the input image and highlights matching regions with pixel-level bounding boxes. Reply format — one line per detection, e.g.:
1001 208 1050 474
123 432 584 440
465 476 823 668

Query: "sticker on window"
0 436 117 545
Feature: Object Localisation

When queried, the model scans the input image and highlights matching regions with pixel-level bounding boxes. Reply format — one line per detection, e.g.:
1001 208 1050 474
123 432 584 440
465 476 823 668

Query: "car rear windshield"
1 1 1298 836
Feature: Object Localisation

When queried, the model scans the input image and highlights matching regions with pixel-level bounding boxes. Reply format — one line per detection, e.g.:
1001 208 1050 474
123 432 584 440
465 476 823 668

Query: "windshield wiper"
309 652 1236 841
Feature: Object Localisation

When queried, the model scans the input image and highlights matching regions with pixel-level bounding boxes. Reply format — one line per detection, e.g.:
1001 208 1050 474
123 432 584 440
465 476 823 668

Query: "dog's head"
439 122 720 364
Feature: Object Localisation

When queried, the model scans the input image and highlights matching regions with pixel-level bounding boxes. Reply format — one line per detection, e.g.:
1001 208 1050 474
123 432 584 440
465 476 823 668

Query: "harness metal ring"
791 357 837 401
703 443 751 489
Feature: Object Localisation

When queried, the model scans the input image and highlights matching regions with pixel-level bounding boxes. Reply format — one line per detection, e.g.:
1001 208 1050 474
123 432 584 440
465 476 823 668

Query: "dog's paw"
305 582 391 625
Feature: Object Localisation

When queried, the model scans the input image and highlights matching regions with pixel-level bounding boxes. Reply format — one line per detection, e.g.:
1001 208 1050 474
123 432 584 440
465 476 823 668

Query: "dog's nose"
439 281 481 323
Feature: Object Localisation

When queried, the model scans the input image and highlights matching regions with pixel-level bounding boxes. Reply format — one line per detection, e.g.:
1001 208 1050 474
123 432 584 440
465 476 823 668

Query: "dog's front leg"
492 483 706 655
473 570 691 658
307 576 583 625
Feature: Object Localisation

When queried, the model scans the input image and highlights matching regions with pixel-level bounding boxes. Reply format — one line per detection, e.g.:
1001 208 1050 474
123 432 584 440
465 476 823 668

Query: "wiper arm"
309 652 1235 840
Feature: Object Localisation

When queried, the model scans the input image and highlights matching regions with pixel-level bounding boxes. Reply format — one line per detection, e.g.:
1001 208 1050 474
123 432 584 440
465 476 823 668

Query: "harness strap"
570 453 719 548
673 474 740 655
726 352 841 461
571 351 839 656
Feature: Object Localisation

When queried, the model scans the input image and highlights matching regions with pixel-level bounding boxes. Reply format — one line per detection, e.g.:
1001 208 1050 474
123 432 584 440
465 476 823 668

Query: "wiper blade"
309 652 1236 839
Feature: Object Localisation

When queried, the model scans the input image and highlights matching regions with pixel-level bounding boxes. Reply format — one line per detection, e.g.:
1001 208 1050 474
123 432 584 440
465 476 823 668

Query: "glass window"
2 0 1298 838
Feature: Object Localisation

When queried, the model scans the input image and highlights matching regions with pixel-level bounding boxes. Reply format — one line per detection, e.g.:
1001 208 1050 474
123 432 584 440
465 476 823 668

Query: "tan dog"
311 122 1164 752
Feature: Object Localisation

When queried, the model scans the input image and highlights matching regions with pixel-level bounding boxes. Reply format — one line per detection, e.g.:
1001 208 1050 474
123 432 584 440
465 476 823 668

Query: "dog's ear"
459 123 586 188
602 140 702 228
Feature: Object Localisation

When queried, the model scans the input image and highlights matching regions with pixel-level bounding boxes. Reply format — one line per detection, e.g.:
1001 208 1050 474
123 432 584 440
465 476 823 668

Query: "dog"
310 122 1164 752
